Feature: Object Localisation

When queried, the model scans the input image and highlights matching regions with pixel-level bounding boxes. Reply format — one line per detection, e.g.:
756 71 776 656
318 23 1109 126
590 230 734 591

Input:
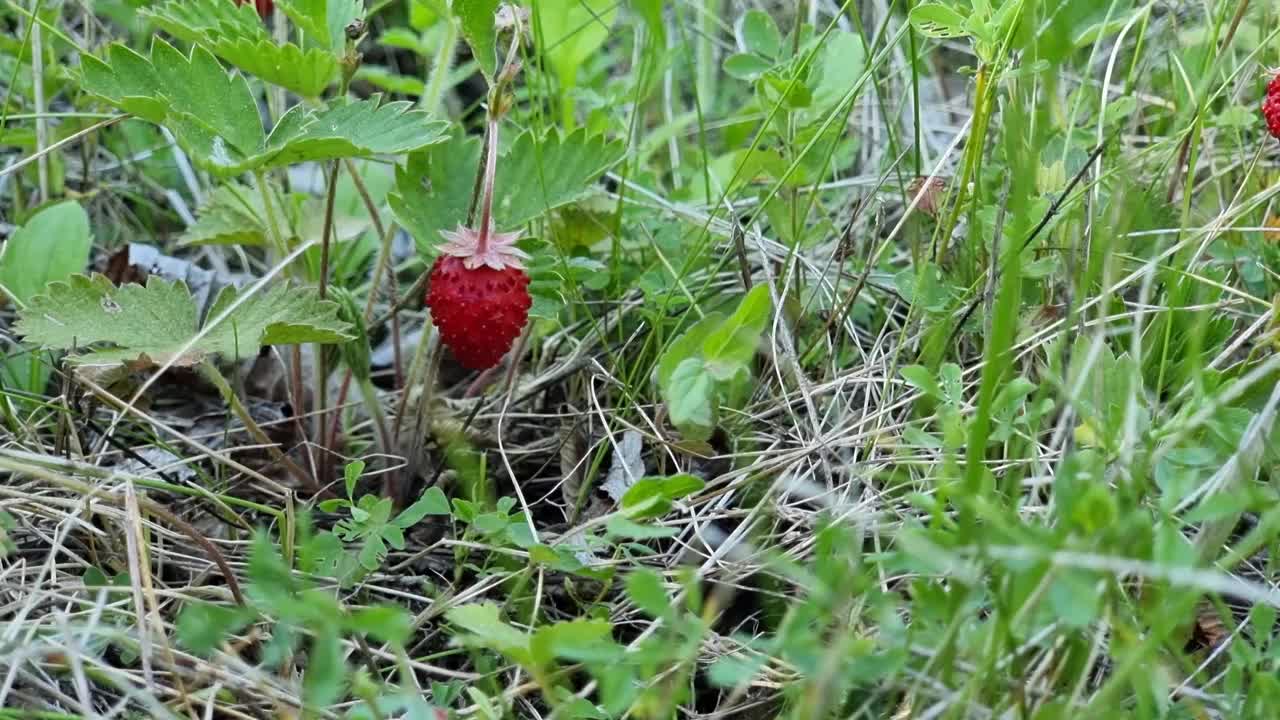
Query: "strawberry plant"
4 0 1280 718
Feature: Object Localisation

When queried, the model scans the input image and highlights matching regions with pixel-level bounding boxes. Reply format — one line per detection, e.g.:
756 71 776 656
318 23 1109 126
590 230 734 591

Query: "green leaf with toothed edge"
390 128 624 258
142 0 337 97
81 40 447 176
277 0 363 52
15 274 353 368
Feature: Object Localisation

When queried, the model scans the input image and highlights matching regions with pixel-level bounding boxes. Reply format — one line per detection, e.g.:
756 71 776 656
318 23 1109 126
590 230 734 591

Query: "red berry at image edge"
1265 73 1280 140
425 227 532 371
234 0 274 19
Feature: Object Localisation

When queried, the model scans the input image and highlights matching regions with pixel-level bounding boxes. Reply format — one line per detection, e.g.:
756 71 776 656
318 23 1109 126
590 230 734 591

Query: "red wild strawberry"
426 226 531 370
425 115 531 370
1265 72 1280 140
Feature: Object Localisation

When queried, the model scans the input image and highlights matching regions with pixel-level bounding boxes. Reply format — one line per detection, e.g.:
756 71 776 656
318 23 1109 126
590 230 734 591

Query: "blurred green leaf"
667 358 715 439
741 10 781 59
534 0 617 95
304 631 347 707
453 0 500 82
394 487 451 528
908 3 968 38
0 201 92 306
348 605 413 645
177 602 256 655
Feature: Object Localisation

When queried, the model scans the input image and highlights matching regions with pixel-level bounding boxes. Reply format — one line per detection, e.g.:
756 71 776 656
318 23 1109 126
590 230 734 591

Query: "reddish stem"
476 117 500 255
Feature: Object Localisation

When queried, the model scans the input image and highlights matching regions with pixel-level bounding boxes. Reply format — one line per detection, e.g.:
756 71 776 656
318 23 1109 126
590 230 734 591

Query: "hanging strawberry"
424 117 531 371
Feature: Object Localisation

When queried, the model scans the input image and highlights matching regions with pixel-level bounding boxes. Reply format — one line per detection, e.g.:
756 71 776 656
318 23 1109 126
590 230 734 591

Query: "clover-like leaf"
81 40 447 176
16 274 353 368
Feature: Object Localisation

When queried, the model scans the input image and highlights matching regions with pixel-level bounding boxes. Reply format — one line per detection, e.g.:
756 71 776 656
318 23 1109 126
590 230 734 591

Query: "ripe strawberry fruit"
425 225 531 370
1265 72 1280 140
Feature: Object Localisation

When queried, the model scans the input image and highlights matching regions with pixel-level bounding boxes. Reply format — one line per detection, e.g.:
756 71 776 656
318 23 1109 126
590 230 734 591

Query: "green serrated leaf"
262 97 449 168
143 0 336 96
213 38 337 97
454 0 500 83
391 128 623 255
16 275 353 367
179 183 274 247
389 132 482 257
82 41 446 176
493 129 626 228
278 0 362 51
142 0 271 47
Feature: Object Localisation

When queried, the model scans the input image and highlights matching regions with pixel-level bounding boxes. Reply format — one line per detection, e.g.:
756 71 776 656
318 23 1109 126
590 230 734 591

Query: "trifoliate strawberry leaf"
16 275 353 367
390 128 624 255
143 0 337 97
82 40 447 176
83 41 265 162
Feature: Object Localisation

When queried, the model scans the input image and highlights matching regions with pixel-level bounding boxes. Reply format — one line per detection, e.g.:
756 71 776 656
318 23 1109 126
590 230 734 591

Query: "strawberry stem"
476 117 500 257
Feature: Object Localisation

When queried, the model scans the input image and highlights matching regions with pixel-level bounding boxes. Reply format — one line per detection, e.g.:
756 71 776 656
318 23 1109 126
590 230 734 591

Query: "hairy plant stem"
476 117 500 254
421 16 459 116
